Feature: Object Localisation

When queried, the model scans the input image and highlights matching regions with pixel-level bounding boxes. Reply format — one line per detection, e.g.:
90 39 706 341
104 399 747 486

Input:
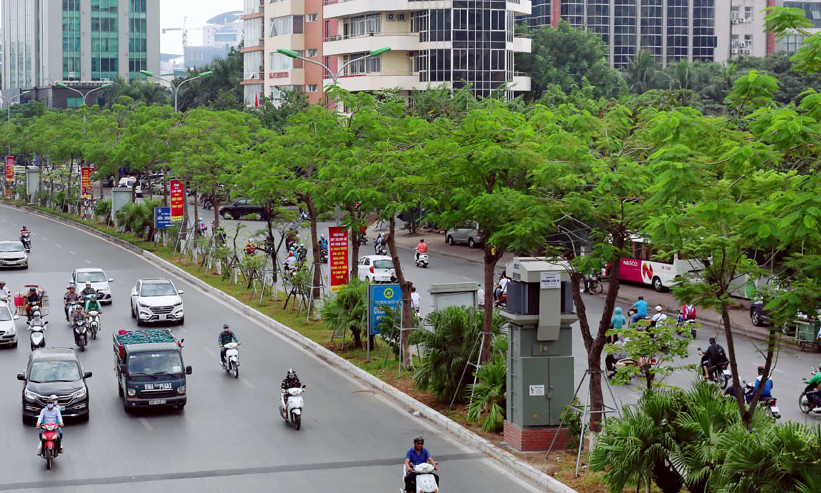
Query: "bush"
94 199 112 220
114 199 159 238
467 353 506 432
319 278 367 348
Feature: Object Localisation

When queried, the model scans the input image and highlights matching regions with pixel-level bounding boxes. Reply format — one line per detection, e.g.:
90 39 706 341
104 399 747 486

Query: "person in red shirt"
414 239 428 261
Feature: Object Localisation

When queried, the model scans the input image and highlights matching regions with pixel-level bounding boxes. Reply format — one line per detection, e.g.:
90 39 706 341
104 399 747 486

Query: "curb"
5 202 575 493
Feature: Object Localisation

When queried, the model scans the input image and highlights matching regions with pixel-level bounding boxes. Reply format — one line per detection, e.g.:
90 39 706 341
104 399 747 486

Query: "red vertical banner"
5 156 14 198
170 179 184 221
81 167 92 199
328 226 349 292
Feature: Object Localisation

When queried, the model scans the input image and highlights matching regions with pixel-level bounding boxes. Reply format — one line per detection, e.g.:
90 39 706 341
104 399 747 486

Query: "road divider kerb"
4 202 576 493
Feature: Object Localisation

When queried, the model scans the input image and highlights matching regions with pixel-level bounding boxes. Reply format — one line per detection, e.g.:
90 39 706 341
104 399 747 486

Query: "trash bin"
796 320 821 352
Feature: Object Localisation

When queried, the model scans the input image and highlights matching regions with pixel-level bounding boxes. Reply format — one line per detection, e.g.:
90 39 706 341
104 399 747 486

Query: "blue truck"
113 329 192 412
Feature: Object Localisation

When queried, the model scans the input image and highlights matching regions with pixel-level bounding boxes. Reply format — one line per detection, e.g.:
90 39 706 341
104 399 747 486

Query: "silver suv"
445 223 483 249
130 278 185 326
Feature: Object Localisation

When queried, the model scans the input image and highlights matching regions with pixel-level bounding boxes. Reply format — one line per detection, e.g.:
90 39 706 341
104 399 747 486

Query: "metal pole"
174 85 178 113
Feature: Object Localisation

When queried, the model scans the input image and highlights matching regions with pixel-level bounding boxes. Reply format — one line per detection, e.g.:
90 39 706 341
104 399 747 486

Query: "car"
0 301 19 348
357 255 396 283
750 300 771 327
18 348 92 423
130 278 185 326
117 177 142 197
0 240 28 269
446 223 483 249
71 268 114 304
219 198 269 221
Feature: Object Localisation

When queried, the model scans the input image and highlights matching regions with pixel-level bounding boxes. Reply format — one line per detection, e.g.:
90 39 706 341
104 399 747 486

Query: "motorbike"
221 342 240 378
799 368 821 415
280 386 306 430
20 232 31 252
677 315 698 339
28 319 47 351
583 274 604 294
628 307 648 323
698 348 732 389
359 236 368 245
38 423 61 470
74 320 88 352
401 463 439 493
415 253 429 268
319 248 328 264
65 302 79 323
26 301 41 321
375 243 388 256
87 311 101 340
743 381 781 419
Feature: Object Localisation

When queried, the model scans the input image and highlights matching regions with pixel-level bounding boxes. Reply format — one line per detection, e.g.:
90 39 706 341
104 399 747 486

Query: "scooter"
74 320 88 352
28 319 47 351
799 368 821 415
375 243 388 256
21 232 31 252
66 302 79 324
415 253 429 268
698 347 732 389
319 248 328 264
400 463 440 493
87 311 101 340
221 342 240 378
743 381 781 419
280 386 306 430
677 315 697 339
26 301 41 321
38 423 61 470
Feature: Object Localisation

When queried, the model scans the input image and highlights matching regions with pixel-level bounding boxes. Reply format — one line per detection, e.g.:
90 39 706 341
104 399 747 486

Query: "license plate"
770 406 779 414
148 399 166 406
157 314 166 320
59 406 65 411
723 370 732 376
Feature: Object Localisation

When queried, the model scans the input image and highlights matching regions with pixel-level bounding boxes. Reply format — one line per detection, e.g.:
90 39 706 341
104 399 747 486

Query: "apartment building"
523 0 778 68
1 0 160 108
778 1 821 52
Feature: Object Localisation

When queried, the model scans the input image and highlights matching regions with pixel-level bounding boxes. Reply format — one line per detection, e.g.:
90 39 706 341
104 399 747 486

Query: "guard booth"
501 257 577 451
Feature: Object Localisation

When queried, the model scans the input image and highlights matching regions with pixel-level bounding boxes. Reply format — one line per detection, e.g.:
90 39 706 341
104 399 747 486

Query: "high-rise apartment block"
1 0 160 108
242 0 533 106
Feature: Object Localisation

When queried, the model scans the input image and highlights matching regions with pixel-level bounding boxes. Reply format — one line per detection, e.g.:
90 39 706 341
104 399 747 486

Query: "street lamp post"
56 83 113 124
5 91 32 122
276 47 391 226
140 70 213 112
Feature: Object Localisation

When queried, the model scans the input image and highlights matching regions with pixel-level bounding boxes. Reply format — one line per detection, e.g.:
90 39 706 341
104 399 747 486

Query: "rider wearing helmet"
29 309 45 327
0 280 9 301
724 364 773 403
281 369 302 409
807 363 821 412
650 305 668 326
36 395 64 454
80 281 96 299
25 287 40 317
630 296 648 323
700 336 728 380
218 324 239 366
404 435 439 493
318 234 328 252
84 293 102 321
63 285 81 321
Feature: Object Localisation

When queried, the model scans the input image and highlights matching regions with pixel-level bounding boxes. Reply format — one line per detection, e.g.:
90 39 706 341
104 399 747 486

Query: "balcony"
267 68 305 87
268 0 304 18
325 0 531 18
325 72 426 92
324 33 419 56
242 0 264 19
511 73 531 92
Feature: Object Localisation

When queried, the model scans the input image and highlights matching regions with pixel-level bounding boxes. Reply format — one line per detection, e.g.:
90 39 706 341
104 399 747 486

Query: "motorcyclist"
29 310 45 328
414 239 428 261
218 324 239 366
724 365 773 403
297 244 308 263
245 242 256 256
374 233 385 254
700 337 729 380
0 281 10 301
806 363 821 412
197 217 207 236
25 287 40 317
80 281 96 299
284 251 297 273
318 234 328 252
281 368 302 410
84 293 102 321
70 305 86 345
63 285 81 321
630 296 648 323
609 307 626 343
650 306 668 327
36 395 63 454
285 228 298 251
404 435 439 493
20 225 30 244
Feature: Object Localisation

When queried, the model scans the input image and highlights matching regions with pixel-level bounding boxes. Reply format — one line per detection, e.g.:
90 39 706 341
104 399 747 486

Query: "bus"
615 237 703 292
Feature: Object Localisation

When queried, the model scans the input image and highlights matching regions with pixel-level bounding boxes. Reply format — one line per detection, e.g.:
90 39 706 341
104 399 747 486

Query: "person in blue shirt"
610 307 626 343
630 296 648 323
404 436 439 493
724 365 773 403
319 234 328 252
218 324 239 366
36 395 64 454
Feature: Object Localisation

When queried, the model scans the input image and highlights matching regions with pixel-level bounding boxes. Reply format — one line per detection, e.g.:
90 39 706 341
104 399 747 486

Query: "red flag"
254 93 259 108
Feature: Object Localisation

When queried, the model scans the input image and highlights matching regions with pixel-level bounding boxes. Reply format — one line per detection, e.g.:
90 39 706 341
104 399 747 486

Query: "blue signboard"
368 283 402 335
154 207 172 229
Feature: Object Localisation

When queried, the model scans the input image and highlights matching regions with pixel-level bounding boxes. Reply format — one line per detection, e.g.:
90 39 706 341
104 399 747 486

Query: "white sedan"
0 241 28 269
357 255 396 283
0 302 18 348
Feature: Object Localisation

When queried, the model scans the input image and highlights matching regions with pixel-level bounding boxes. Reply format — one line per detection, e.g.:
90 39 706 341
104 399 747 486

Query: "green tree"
174 47 244 112
606 320 694 390
624 50 660 94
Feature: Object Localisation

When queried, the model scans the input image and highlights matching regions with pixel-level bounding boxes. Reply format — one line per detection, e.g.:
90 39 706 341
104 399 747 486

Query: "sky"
161 0 243 55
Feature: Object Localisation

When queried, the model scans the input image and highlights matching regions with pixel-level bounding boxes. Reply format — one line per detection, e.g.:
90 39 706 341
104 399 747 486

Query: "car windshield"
373 260 393 269
0 305 12 321
77 271 107 283
0 243 24 252
29 361 81 383
140 283 176 297
128 351 184 375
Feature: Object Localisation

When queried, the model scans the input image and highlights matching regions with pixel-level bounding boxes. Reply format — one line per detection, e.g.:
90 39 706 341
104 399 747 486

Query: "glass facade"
91 0 119 80
666 0 689 62
7 0 35 88
128 0 148 78
614 0 637 68
640 0 664 59
523 0 551 28
692 0 715 61
784 2 821 28
62 0 81 80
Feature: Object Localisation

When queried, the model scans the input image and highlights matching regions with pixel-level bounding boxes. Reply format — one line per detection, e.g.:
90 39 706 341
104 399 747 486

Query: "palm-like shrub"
467 353 506 432
411 306 503 402
319 278 367 348
114 199 159 238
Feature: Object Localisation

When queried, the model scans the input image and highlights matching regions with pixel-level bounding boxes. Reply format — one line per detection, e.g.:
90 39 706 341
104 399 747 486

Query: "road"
0 205 541 492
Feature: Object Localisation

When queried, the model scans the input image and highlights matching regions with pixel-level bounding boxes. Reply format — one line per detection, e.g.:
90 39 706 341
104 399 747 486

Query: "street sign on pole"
81 167 92 199
154 206 172 229
367 283 402 360
170 179 184 221
328 226 349 292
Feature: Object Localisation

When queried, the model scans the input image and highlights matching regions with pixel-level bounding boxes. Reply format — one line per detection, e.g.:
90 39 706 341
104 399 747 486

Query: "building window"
269 16 304 36
62 0 82 80
784 2 821 28
307 13 318 22
91 0 120 81
783 34 806 52
342 14 381 38
307 48 318 57
270 51 303 70
67 97 84 108
342 52 381 75
692 0 716 62
307 84 318 92
128 0 148 78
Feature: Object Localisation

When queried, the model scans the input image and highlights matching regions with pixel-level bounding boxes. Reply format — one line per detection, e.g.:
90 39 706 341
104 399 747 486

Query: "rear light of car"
370 266 374 273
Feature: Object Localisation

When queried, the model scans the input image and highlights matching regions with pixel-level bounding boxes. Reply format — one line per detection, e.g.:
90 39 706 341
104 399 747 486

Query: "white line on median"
69 251 76 255
203 346 215 357
241 378 255 389
138 418 153 431
84 259 91 264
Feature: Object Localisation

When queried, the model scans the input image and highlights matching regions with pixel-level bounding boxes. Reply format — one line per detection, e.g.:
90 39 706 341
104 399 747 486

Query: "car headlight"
173 301 183 307
138 302 150 309
127 388 136 396
177 385 186 395
70 387 87 400
24 389 40 401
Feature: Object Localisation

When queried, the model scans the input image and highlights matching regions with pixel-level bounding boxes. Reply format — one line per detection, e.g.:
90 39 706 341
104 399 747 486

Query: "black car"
750 300 771 327
18 348 92 423
219 198 269 221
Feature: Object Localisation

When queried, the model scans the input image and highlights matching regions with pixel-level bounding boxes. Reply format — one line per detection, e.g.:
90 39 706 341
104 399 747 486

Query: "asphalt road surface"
0 205 541 492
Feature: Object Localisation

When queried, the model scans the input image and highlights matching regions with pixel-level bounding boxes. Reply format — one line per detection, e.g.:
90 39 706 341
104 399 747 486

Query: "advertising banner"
367 283 402 335
328 226 349 292
81 167 92 199
5 156 13 198
170 179 184 221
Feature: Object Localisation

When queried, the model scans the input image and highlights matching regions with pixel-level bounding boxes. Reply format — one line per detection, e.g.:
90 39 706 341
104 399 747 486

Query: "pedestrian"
477 283 485 308
410 286 420 314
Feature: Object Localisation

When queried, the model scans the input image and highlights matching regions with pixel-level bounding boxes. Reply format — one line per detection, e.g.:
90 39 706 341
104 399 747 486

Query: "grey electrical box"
428 282 479 312
503 258 577 429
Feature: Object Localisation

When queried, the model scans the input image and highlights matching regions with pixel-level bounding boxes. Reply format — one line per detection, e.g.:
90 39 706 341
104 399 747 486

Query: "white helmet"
655 305 663 312
32 310 40 318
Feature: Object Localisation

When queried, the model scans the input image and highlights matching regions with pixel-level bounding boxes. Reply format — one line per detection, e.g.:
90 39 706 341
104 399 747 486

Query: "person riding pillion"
218 324 239 366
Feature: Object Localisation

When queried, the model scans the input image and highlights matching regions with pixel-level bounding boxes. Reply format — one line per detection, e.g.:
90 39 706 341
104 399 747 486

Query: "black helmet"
287 368 296 379
709 337 716 344
757 365 765 375
413 436 424 445
29 287 36 292
638 296 644 300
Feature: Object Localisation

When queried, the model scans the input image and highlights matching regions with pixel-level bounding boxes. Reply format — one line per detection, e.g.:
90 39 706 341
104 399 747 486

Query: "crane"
162 17 203 49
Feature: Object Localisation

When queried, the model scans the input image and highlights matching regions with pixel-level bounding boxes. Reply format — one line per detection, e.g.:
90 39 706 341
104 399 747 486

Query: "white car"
0 241 28 269
357 255 396 283
71 268 114 304
0 302 18 348
130 278 184 326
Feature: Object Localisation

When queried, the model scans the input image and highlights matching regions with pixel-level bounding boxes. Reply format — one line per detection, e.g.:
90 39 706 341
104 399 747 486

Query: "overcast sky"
161 0 242 55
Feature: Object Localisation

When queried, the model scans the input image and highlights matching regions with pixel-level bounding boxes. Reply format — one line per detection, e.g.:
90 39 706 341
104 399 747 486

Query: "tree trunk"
349 208 361 280
481 243 504 362
162 169 168 207
387 215 413 369
211 185 221 231
193 190 199 233
305 195 322 301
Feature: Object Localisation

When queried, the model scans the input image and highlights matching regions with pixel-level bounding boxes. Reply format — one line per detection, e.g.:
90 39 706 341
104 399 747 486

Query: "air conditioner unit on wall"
387 14 394 20
732 48 739 54
745 48 752 54
732 19 739 24
398 13 406 20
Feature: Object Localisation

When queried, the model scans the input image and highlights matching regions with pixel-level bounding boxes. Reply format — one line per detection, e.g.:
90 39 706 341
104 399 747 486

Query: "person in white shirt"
410 287 421 314
0 281 9 301
477 283 485 308
650 305 668 326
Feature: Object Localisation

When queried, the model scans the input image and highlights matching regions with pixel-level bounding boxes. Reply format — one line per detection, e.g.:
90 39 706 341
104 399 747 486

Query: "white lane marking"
40 237 47 241
138 418 153 431
241 377 255 389
55 243 62 247
69 251 76 255
84 259 91 264
203 346 216 357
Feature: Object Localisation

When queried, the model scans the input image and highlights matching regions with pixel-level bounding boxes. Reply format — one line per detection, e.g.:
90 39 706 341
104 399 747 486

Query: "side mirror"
109 279 114 282
44 321 48 325
83 371 92 378
185 366 193 375
13 315 19 320
302 384 306 389
17 373 25 381
119 364 127 374
178 290 184 295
